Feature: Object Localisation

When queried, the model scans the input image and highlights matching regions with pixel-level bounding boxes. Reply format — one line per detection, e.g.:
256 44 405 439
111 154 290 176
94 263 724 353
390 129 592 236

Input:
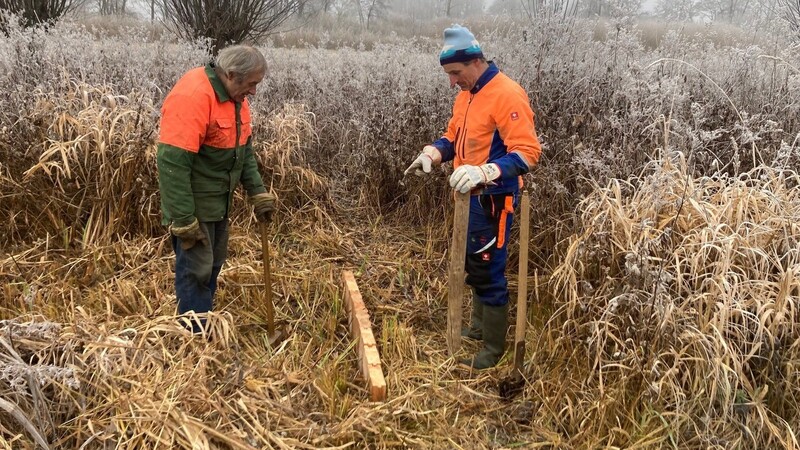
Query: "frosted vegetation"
0 15 797 248
0 7 800 449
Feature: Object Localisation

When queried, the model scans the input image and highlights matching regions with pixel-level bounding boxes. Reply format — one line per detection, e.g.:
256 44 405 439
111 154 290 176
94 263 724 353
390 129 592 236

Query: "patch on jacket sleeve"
510 111 519 121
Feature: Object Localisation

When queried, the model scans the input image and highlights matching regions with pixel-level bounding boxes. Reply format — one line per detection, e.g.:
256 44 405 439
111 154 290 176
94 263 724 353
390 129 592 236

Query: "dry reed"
542 149 800 448
0 105 546 449
1 15 799 450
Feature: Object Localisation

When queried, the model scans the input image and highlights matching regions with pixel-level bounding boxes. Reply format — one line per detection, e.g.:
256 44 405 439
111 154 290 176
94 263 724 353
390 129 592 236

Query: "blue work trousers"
171 220 229 325
465 192 518 307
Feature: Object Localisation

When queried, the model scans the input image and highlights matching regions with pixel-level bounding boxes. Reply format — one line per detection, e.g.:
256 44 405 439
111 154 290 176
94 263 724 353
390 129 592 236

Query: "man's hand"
170 218 209 250
404 145 442 177
449 163 501 193
251 192 277 223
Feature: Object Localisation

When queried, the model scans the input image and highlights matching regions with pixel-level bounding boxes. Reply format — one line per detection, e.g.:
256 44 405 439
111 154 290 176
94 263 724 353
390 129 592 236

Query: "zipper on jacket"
459 94 474 161
454 127 461 159
235 102 242 149
232 102 241 174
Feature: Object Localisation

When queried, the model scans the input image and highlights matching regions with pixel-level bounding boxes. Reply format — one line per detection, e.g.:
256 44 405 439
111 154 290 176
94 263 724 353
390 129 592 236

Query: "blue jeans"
465 192 518 307
171 220 229 330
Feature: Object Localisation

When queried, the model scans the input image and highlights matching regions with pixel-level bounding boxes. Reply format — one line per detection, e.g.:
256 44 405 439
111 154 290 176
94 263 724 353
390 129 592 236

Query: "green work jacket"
156 64 266 227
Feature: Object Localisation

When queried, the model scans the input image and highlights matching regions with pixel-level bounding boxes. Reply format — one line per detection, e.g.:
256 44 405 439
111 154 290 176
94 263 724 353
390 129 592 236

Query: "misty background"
74 0 788 38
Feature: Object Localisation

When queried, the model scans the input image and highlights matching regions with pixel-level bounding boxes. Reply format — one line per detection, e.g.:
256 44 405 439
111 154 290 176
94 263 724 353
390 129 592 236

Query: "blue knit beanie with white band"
439 24 484 66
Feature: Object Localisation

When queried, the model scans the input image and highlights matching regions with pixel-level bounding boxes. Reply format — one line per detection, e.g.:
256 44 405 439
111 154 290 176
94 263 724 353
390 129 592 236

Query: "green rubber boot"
461 303 508 369
461 294 483 340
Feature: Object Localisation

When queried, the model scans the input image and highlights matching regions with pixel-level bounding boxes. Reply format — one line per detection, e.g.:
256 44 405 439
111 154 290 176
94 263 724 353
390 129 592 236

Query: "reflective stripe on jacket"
157 64 266 227
433 63 542 195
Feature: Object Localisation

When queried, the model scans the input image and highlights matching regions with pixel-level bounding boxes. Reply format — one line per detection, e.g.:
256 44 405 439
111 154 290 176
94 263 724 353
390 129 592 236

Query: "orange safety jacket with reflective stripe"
433 63 541 195
156 64 266 227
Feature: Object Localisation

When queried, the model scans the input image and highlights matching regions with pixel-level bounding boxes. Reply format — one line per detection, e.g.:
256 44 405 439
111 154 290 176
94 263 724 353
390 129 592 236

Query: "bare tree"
702 0 753 22
746 0 781 29
655 0 706 21
581 0 641 17
97 0 126 15
0 0 83 27
487 0 525 14
149 0 158 21
162 0 306 53
143 0 168 22
779 0 800 38
349 0 386 28
653 0 770 23
520 0 580 21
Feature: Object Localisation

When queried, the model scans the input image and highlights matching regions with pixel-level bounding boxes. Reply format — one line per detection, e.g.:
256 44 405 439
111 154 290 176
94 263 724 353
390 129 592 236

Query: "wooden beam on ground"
341 270 387 402
447 191 470 355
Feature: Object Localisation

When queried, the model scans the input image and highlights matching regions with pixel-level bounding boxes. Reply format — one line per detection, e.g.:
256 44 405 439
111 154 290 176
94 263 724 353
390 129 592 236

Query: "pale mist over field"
115 0 786 36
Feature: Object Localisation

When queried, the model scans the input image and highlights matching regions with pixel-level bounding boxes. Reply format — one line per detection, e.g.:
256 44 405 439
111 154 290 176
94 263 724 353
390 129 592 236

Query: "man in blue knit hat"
405 24 542 369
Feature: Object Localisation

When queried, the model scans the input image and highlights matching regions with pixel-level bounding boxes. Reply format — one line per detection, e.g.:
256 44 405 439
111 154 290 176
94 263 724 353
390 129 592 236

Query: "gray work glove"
449 163 501 194
170 218 209 250
250 192 277 223
404 145 442 177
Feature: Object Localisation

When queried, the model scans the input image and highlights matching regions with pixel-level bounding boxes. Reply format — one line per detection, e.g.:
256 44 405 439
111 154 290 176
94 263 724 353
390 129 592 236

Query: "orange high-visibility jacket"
157 64 266 227
433 63 541 194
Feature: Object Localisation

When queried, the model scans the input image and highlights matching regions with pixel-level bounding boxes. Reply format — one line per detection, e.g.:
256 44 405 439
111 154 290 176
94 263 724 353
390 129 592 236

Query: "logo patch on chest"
510 111 519 121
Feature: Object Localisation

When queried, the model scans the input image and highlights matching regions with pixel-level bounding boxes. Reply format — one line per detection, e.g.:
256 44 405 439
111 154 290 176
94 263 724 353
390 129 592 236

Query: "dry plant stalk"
546 152 800 447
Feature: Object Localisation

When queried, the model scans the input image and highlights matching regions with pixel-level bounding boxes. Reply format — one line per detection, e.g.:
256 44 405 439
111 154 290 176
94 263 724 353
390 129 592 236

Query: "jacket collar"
205 63 231 103
470 61 500 94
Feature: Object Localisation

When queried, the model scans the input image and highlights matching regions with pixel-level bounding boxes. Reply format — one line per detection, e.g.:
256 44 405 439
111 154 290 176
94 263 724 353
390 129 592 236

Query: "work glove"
170 218 209 250
250 192 277 223
404 145 442 177
449 163 501 194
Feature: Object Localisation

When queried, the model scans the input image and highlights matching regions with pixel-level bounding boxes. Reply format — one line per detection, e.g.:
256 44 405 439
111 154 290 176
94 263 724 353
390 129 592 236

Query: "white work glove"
404 145 442 177
449 163 501 193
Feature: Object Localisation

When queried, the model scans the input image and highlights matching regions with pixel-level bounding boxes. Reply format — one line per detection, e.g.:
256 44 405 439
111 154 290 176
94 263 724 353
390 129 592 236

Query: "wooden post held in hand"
447 191 470 355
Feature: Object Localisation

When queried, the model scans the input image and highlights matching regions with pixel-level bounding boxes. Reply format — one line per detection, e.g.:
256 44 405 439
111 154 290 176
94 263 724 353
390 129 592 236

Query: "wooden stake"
499 190 532 400
447 191 470 355
512 190 531 372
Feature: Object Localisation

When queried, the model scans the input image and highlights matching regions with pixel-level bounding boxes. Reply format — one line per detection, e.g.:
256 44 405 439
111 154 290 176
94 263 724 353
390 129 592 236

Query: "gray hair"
215 45 267 80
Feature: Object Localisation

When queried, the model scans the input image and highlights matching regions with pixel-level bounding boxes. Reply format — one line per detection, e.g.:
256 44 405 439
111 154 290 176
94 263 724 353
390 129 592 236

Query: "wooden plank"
341 270 387 401
513 190 531 371
447 191 470 355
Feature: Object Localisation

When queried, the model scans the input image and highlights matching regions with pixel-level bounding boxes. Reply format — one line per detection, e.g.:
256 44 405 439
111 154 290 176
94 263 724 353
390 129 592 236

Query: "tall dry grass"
3 144 799 448
542 148 800 447
0 167 541 448
0 11 799 450
2 15 797 253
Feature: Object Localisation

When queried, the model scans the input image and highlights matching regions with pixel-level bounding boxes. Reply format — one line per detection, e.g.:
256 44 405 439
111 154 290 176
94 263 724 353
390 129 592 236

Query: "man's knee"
178 250 215 284
466 246 510 305
466 252 492 289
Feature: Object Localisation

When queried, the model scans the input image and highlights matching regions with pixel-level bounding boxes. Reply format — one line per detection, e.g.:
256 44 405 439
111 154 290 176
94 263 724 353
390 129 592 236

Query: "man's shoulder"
171 66 214 96
488 71 524 91
484 72 528 103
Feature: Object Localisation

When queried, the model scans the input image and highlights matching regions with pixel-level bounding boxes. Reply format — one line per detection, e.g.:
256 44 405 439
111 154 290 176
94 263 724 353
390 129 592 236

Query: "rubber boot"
461 294 483 340
461 303 508 369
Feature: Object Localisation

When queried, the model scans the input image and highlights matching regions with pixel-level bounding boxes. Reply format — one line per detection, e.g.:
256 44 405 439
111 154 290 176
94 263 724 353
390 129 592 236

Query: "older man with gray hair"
157 44 276 333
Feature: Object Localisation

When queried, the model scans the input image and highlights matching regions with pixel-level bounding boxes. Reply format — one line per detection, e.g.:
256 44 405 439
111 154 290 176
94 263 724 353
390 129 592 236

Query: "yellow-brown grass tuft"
5 79 160 248
541 150 800 447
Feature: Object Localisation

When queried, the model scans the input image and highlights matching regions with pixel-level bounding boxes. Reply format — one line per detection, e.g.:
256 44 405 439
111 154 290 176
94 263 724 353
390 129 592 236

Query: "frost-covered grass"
547 152 800 448
1 13 799 449
2 15 797 251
